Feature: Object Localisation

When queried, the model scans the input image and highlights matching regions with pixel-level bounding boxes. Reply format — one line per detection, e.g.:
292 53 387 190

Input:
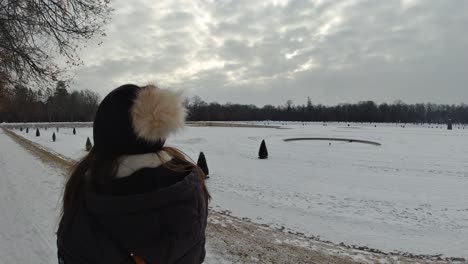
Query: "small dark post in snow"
259 140 268 159
26 127 29 133
20 127 23 132
197 152 209 178
447 119 453 130
85 137 93 151
73 128 76 135
52 132 56 142
35 128 40 137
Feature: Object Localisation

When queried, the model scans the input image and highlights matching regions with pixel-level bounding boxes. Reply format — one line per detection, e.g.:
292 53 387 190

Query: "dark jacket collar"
85 171 199 214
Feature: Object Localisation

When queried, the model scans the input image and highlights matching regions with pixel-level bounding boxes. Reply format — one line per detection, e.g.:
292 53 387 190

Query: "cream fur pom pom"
130 85 186 142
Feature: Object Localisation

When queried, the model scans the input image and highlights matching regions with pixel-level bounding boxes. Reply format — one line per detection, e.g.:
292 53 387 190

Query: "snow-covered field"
10 122 468 259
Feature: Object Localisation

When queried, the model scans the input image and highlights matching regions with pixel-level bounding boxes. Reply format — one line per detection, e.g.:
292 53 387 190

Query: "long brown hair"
61 146 210 223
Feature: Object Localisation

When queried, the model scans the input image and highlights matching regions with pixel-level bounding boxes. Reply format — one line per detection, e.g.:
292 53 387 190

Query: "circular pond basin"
283 137 381 146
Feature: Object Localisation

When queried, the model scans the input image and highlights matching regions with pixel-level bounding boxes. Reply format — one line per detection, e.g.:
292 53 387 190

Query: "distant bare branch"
0 0 111 88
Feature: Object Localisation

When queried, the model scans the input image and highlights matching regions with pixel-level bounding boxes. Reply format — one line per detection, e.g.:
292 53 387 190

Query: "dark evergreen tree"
85 137 93 151
35 128 40 137
447 119 453 130
197 152 209 177
73 128 76 135
259 140 268 159
52 132 56 142
57 127 59 132
20 127 23 132
26 127 29 133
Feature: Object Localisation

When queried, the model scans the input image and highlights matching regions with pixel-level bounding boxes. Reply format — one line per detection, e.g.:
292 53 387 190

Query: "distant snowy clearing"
6 121 468 259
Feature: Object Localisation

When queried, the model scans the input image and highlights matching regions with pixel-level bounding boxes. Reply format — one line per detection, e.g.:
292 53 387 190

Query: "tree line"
2 90 467 124
185 96 468 124
0 81 99 122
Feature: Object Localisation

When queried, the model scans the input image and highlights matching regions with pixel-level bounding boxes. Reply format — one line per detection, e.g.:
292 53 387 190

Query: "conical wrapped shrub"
259 140 268 159
197 152 209 178
85 137 93 151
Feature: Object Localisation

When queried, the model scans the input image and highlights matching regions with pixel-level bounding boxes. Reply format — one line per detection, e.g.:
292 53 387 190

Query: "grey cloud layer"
73 0 468 105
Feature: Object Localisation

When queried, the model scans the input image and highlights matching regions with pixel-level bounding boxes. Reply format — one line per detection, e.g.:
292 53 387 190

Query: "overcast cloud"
72 0 468 106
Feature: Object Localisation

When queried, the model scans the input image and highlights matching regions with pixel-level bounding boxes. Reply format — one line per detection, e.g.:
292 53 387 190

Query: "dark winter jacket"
57 159 208 264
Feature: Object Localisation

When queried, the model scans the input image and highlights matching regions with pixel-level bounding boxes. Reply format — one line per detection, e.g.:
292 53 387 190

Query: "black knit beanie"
93 84 186 155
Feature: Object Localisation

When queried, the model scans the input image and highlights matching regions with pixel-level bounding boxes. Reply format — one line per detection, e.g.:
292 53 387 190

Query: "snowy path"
0 129 64 264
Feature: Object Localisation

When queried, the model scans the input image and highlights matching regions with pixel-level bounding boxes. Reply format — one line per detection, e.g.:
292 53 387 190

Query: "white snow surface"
12 122 468 258
0 130 64 264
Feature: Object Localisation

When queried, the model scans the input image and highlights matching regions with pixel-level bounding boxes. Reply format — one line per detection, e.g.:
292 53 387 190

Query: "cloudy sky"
72 0 468 106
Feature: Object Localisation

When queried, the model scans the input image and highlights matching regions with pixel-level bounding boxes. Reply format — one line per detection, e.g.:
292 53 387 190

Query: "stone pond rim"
284 138 381 146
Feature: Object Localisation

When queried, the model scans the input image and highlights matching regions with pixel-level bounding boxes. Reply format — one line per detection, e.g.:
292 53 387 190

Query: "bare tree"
0 0 111 87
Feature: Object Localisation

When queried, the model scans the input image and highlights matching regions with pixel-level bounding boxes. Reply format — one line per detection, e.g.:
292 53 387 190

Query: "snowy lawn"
13 122 468 258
